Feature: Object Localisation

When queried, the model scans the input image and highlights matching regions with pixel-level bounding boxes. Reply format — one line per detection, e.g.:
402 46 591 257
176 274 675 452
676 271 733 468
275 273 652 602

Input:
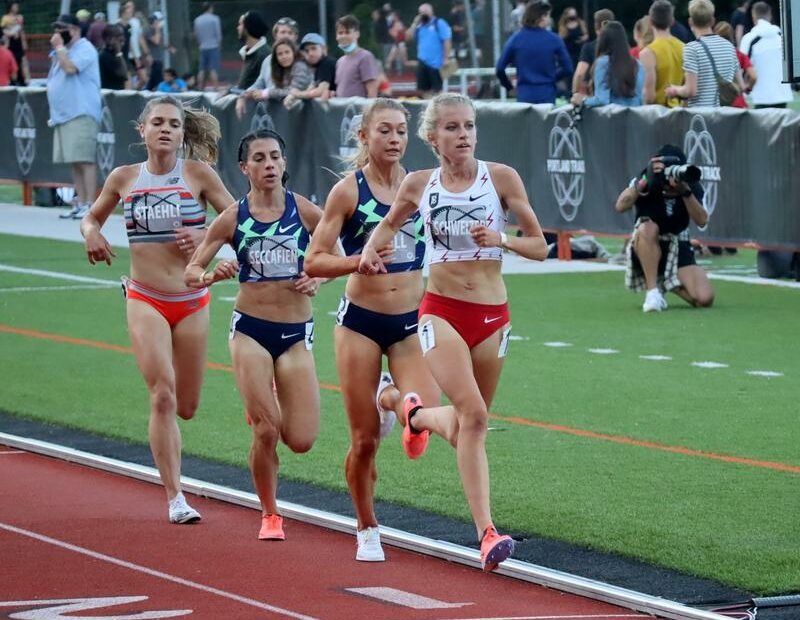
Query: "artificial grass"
0 232 797 594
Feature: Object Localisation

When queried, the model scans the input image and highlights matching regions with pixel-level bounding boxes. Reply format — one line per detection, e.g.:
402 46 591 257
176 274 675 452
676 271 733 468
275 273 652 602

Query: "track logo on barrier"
546 110 585 222
250 103 276 133
13 91 36 176
339 104 362 161
97 97 115 179
684 115 720 218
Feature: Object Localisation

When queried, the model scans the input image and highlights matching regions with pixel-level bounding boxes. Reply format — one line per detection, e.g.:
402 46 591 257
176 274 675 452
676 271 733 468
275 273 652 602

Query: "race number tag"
390 219 418 264
498 326 512 358
245 235 299 279
418 320 436 355
130 191 183 233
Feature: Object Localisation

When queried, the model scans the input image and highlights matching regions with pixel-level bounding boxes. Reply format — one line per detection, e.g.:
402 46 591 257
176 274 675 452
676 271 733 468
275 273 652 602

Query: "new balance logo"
167 177 180 185
469 193 488 202
483 316 502 324
281 333 300 339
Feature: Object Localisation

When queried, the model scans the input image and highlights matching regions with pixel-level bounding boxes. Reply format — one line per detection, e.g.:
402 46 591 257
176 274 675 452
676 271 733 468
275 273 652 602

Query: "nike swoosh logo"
404 323 418 330
469 193 488 202
483 316 502 324
278 224 296 233
281 333 301 339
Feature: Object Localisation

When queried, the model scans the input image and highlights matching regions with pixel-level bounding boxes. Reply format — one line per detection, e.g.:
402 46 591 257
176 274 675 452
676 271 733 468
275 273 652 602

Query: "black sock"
407 405 422 434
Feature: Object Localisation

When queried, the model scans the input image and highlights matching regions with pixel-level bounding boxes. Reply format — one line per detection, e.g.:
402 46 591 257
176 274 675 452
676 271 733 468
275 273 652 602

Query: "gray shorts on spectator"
53 116 99 164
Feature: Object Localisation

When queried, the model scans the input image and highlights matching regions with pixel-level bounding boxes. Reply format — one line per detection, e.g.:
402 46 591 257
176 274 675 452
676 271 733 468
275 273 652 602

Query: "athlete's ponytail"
344 98 409 172
137 95 221 164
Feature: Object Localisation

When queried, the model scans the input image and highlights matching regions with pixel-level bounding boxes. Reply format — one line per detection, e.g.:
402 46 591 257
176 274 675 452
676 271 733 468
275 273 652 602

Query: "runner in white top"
359 93 547 572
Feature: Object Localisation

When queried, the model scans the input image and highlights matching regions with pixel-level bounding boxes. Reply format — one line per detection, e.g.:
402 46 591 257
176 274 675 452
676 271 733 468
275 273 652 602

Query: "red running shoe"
401 392 429 459
480 525 514 572
258 514 285 540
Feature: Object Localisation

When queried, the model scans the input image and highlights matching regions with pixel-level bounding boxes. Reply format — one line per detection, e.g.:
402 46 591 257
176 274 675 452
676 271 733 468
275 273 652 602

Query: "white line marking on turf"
0 264 118 285
588 348 619 355
345 587 472 609
691 361 729 369
0 284 116 293
509 335 529 341
746 370 784 378
0 522 318 620
708 273 800 289
639 355 672 361
543 342 572 348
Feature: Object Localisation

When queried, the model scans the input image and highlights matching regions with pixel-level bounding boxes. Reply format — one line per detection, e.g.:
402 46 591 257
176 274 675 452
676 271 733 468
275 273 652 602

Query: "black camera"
419 13 431 24
661 156 701 184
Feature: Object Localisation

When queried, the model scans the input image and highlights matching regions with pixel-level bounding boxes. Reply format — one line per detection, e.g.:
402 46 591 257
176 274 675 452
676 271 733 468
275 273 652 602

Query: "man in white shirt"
740 1 793 108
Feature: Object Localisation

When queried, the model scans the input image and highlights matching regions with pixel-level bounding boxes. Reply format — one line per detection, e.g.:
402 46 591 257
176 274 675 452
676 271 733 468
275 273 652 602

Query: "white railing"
447 66 516 100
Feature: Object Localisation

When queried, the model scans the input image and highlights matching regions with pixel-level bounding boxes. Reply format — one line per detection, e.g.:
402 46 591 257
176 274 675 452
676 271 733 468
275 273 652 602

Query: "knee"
150 385 176 418
350 432 379 461
695 291 715 308
251 415 280 446
285 436 315 454
456 404 489 436
637 221 659 243
176 398 199 421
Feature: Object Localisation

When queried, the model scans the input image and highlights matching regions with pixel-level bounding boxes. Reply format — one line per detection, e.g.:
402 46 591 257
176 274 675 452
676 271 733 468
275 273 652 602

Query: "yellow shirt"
648 36 684 107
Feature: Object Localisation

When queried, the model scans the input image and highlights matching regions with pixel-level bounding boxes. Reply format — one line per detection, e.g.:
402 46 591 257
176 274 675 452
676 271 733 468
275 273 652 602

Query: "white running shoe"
168 492 202 524
376 372 397 439
72 204 89 220
356 526 385 562
642 289 668 313
59 205 81 219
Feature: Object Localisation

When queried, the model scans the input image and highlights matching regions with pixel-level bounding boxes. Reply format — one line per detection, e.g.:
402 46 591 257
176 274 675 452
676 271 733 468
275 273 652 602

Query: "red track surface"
0 446 650 619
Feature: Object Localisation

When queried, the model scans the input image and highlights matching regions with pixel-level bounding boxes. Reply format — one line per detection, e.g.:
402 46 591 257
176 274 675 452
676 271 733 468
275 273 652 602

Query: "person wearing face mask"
47 14 101 221
407 3 452 98
334 14 379 98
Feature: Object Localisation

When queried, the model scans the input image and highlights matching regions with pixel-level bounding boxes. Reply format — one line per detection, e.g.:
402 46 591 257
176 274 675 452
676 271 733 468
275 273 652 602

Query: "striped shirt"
683 34 737 107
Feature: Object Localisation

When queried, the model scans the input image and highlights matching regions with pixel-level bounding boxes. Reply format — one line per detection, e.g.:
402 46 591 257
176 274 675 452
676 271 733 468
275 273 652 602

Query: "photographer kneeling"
615 145 714 312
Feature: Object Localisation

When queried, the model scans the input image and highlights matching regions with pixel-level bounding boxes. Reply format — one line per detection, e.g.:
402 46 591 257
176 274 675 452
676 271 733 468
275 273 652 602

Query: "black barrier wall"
3 88 798 248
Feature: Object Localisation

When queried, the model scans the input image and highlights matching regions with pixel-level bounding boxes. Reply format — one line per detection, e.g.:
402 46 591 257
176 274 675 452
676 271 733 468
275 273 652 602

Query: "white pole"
60 0 71 16
492 0 501 65
319 0 327 42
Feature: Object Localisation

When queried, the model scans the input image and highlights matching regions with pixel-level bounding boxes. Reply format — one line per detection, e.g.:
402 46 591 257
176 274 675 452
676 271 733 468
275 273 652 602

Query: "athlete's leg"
274 342 320 454
171 306 210 421
229 332 281 515
127 300 182 501
335 325 384 530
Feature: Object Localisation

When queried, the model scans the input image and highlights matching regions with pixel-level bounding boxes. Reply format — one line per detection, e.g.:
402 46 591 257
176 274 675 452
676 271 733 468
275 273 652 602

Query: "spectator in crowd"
193 2 221 89
87 12 107 49
157 67 187 93
472 0 486 52
47 14 101 220
118 1 147 89
572 8 615 96
2 2 28 85
407 3 452 99
98 24 129 90
497 0 572 104
449 0 467 59
76 9 91 39
740 1 793 109
666 0 739 107
335 14 380 98
670 13 694 43
145 11 171 91
631 16 654 58
274 16 300 43
235 10 268 91
640 0 685 107
0 34 17 86
572 21 644 107
385 10 408 75
237 39 312 116
293 33 337 102
731 0 753 46
558 6 588 73
182 72 197 89
714 21 755 108
615 145 714 312
508 0 527 35
372 3 394 69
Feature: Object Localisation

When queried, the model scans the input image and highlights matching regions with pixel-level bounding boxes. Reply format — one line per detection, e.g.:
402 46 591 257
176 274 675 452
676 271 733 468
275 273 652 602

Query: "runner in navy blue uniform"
305 99 439 562
185 129 324 541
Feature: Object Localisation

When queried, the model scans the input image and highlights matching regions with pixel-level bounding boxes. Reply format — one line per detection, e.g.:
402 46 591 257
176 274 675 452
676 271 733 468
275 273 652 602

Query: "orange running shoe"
401 392 429 459
258 514 285 541
479 525 514 572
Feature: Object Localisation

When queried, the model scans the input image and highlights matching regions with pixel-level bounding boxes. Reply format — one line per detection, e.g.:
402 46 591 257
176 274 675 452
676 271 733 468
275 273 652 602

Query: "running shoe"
401 392 429 459
376 372 397 439
168 492 202 524
72 204 89 219
59 204 82 219
642 289 668 313
258 514 285 540
479 525 515 572
355 526 385 562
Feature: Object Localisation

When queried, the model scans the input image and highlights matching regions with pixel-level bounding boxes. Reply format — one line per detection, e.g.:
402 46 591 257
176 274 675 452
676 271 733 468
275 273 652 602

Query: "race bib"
245 235 299 279
429 204 487 251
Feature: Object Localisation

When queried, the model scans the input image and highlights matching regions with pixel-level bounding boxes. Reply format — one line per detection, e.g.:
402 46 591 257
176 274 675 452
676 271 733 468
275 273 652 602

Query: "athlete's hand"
377 242 395 264
358 245 387 275
85 231 116 265
470 224 501 248
208 259 239 284
175 227 205 256
294 272 324 297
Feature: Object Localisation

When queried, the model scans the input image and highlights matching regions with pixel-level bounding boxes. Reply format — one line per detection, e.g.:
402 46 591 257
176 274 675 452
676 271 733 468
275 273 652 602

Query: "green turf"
0 184 23 204
0 232 798 594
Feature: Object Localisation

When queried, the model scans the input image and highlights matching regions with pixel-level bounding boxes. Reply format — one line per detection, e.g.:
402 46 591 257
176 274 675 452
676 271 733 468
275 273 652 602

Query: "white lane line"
0 522 318 620
639 355 672 361
345 587 472 609
746 370 784 378
543 342 573 348
709 273 800 289
588 348 619 355
442 614 647 619
0 284 116 294
691 361 729 369
0 450 25 455
0 264 117 285
0 596 190 618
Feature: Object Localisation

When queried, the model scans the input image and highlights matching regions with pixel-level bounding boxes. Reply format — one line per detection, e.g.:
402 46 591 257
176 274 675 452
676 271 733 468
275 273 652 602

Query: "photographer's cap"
657 144 687 164
53 14 80 28
300 32 326 48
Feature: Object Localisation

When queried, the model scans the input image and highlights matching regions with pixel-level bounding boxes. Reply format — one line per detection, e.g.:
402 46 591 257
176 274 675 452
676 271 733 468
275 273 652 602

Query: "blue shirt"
157 78 187 93
583 56 645 107
495 27 573 104
46 38 101 126
415 17 451 69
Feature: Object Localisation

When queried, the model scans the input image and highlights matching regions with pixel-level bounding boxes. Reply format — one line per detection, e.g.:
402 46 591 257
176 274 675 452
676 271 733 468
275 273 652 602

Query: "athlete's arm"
80 166 129 265
293 193 327 296
177 160 235 256
304 176 362 278
184 203 239 289
359 171 426 275
473 163 547 261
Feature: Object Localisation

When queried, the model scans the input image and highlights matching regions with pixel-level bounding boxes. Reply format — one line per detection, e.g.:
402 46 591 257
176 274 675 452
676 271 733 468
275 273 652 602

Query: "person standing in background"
334 15 379 98
87 12 108 49
2 2 28 85
194 2 221 90
145 11 171 91
235 11 268 92
571 8 615 96
640 0 685 107
558 6 588 74
740 1 792 109
407 3 452 99
98 24 130 90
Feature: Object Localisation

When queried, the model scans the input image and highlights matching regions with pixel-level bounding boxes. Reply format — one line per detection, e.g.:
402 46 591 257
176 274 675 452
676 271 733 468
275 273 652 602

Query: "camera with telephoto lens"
661 156 701 184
